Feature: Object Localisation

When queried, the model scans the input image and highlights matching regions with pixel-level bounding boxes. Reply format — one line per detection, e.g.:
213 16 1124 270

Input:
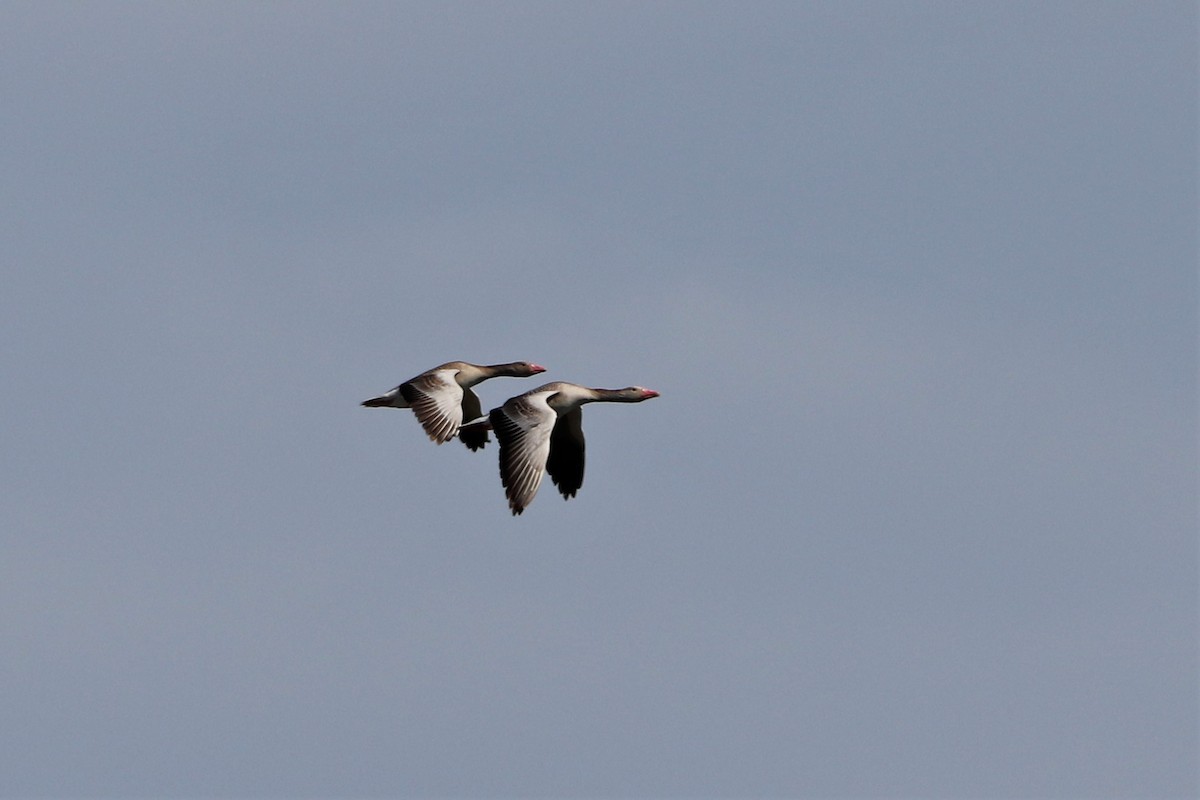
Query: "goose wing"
458 387 489 451
546 406 585 500
399 368 464 444
489 392 557 514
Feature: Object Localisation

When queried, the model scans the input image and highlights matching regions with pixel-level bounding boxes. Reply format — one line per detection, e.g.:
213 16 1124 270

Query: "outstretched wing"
458 387 489 451
546 406 585 500
399 369 464 444
490 393 556 514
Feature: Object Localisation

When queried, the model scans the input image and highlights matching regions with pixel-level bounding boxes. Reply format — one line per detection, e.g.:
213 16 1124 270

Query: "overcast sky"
1 2 1196 797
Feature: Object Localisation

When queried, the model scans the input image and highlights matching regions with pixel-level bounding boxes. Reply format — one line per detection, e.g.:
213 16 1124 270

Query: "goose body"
362 360 545 450
485 381 659 514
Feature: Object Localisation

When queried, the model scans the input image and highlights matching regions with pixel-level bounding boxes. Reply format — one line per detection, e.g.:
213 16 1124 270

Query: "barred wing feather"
490 394 556 515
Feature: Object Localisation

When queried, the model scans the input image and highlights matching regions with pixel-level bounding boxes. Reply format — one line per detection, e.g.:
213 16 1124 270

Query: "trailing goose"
479 382 659 514
362 361 545 450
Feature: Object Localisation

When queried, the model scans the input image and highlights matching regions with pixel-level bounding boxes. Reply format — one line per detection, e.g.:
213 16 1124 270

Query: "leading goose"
482 381 659 514
362 361 545 450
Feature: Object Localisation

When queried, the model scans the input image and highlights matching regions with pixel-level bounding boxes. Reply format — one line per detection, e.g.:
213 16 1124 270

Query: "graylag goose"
362 361 545 450
480 382 659 514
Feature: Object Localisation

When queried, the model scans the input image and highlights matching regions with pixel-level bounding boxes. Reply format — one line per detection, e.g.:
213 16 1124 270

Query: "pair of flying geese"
362 361 659 514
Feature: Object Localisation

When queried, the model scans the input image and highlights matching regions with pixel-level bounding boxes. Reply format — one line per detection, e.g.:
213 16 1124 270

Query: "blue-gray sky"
1 2 1195 797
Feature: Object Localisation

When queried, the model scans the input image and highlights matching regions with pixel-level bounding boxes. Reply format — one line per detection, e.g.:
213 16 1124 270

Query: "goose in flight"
362 361 545 450
479 382 659 514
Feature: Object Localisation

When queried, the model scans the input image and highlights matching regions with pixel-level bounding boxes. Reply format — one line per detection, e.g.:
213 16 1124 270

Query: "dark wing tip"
459 426 489 451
